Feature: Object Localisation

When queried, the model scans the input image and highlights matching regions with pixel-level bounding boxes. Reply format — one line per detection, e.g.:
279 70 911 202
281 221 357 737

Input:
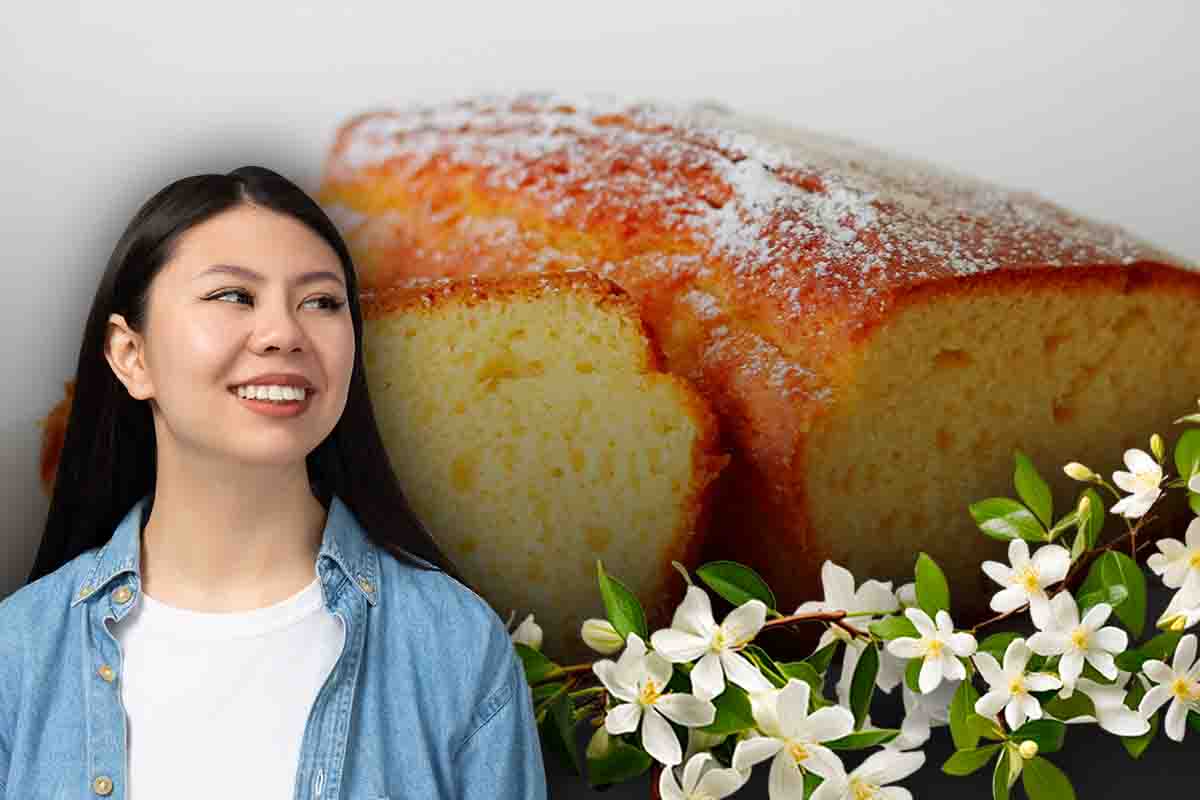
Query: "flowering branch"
507 395 1200 799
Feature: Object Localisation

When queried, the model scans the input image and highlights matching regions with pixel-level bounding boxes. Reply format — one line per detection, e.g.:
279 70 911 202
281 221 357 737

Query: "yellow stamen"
1070 628 1089 650
1018 567 1041 593
787 740 810 764
1009 676 1026 696
926 639 944 658
639 680 662 706
850 778 878 800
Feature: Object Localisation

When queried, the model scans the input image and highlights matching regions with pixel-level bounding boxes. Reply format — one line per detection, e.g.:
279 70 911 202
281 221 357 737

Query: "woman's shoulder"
375 547 512 658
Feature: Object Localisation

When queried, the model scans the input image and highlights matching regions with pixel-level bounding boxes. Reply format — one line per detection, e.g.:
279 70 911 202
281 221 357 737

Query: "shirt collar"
71 491 381 609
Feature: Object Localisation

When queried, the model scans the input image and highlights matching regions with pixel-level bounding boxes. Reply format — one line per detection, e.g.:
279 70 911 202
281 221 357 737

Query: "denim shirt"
0 493 548 799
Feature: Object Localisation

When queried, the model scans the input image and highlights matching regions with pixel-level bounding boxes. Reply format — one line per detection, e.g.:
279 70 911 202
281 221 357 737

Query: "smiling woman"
1 166 548 799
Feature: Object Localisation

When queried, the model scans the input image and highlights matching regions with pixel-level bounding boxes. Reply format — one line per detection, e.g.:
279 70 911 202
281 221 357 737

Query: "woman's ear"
105 312 154 400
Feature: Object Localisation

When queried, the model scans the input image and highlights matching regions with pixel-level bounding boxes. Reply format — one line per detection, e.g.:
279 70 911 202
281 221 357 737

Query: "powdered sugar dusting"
329 91 1186 334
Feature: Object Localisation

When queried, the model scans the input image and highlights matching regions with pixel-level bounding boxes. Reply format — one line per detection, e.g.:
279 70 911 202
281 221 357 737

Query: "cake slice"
359 269 727 662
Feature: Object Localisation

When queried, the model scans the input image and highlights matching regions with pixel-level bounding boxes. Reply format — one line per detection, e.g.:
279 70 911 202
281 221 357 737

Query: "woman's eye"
207 290 345 312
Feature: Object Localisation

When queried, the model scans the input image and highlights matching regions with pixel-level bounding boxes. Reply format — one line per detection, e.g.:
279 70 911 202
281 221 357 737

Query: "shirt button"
113 586 133 604
357 576 374 594
92 775 113 795
98 664 116 682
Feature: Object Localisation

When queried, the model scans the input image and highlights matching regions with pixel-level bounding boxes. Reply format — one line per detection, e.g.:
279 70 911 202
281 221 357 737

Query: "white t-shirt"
109 563 345 799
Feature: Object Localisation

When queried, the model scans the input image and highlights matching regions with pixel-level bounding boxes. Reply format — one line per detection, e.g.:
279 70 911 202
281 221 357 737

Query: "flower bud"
586 726 612 759
1162 613 1188 632
1076 495 1091 517
511 613 543 651
1151 433 1165 462
1063 462 1095 482
581 618 624 654
1018 740 1039 760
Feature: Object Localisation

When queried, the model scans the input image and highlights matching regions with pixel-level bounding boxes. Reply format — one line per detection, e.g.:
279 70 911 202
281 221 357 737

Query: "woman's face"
107 203 355 471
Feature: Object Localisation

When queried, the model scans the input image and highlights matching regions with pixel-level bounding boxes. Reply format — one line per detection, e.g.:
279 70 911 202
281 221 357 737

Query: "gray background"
2 2 1197 796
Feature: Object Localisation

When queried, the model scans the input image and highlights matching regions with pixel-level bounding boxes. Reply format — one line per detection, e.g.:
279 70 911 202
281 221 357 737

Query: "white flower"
1053 671 1149 737
895 582 918 610
981 539 1070 629
890 677 959 750
793 561 901 703
592 632 717 766
505 610 543 651
731 679 855 797
659 752 751 800
1110 448 1164 518
1138 633 1200 742
886 608 977 694
1190 473 1200 494
973 637 1062 730
1158 585 1200 632
581 618 625 654
1146 516 1200 597
1026 593 1128 696
810 748 925 800
650 585 774 702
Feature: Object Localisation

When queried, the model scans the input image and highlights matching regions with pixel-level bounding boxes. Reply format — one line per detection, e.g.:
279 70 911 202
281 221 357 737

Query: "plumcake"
316 92 1200 629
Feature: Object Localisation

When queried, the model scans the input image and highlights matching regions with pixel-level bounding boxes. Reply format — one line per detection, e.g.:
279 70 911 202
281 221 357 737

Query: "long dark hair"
26 166 471 592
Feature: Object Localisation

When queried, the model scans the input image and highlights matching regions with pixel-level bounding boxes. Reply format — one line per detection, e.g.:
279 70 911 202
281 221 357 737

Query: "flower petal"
604 701 642 735
1124 448 1158 476
1143 659 1175 685
982 560 1014 587
1003 638 1033 675
822 560 858 607
1032 545 1070 584
801 705 856 744
976 689 1010 718
1165 698 1188 742
802 743 848 782
1173 634 1197 674
658 761 686 800
918 655 944 694
642 706 683 766
722 599 767 644
672 585 718 638
1027 631 1070 657
973 652 1004 688
593 659 638 702
654 692 717 728
1009 538 1031 569
695 763 751 799
904 607 935 638
645 651 676 690
689 651 725 702
721 648 775 694
948 632 978 657
990 587 1028 614
857 747 925 785
1025 672 1062 692
1138 684 1173 718
1087 651 1118 680
680 752 713 795
769 750 809 799
732 733 783 772
887 637 924 660
1004 698 1025 731
1096 706 1150 737
650 628 713 663
1080 602 1112 632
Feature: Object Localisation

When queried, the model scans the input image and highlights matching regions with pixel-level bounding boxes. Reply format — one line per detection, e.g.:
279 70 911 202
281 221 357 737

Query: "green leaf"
1175 412 1200 425
1021 756 1075 800
1010 719 1066 754
968 712 1006 741
850 644 879 729
1189 710 1200 733
1122 710 1158 759
869 615 919 640
1174 428 1200 482
515 642 561 684
1079 488 1105 549
1143 630 1185 660
943 744 1002 776
1014 449 1054 529
805 640 840 674
697 680 757 736
1042 692 1097 722
905 657 922 694
950 678 983 750
596 560 648 642
978 632 1021 664
742 643 787 688
1098 551 1148 638
696 560 777 613
969 497 1046 542
585 729 653 787
804 771 824 797
540 688 582 776
531 681 566 703
1077 583 1129 615
825 729 900 750
915 552 951 617
992 749 1011 800
778 660 824 697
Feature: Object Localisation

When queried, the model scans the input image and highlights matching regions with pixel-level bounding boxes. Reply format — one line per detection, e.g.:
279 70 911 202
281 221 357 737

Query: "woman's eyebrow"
194 263 345 287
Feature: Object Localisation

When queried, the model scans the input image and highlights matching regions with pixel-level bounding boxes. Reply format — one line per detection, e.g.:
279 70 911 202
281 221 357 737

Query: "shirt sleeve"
451 630 548 800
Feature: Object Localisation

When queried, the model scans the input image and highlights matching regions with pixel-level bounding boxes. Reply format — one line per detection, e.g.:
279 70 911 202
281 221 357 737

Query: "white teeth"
236 384 307 402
